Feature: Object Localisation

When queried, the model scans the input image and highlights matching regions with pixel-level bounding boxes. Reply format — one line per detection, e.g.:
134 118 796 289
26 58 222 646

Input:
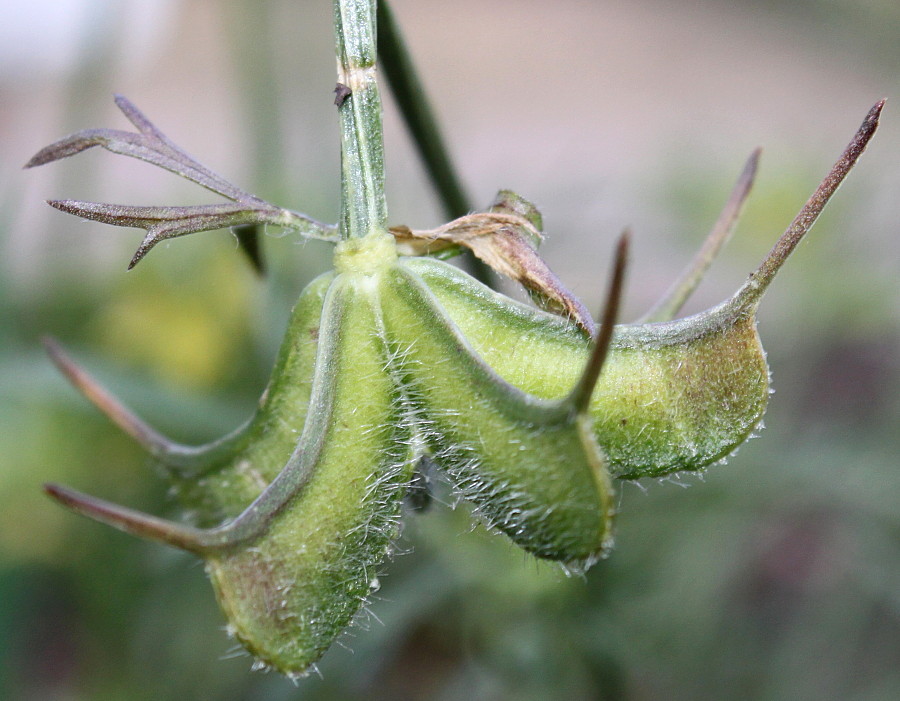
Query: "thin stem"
334 0 388 239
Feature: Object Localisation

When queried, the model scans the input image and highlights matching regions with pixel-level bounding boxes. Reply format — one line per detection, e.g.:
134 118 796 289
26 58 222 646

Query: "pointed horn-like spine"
44 437 315 554
43 483 208 553
640 148 760 322
734 99 884 312
42 336 187 459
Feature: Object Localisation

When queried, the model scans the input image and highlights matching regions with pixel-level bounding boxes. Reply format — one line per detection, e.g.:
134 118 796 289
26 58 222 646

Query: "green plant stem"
334 0 387 240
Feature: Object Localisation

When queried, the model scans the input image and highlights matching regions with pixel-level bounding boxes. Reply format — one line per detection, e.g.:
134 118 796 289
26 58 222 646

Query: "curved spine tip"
42 336 184 458
43 463 305 554
43 482 206 554
733 100 883 313
640 147 761 322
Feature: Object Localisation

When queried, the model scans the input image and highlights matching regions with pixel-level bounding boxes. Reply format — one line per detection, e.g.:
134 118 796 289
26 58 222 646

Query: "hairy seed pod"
206 271 412 674
404 100 883 481
46 259 414 676
36 84 882 676
378 252 622 568
408 257 767 479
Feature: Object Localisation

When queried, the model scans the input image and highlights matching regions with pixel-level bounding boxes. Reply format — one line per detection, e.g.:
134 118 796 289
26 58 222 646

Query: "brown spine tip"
43 482 205 553
733 100 884 312
42 336 179 457
641 147 762 322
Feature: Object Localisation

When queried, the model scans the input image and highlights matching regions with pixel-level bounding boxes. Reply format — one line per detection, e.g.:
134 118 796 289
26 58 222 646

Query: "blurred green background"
1 1 899 699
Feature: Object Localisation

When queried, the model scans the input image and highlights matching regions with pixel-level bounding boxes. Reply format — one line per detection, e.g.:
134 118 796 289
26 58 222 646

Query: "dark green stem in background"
223 0 287 274
376 1 471 219
377 0 494 285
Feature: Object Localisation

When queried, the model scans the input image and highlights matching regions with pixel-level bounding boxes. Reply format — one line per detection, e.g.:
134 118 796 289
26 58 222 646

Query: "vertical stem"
334 0 388 240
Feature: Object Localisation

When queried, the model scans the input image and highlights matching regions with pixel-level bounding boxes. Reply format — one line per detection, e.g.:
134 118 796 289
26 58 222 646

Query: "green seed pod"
46 260 413 677
408 256 767 479
206 271 412 675
33 48 882 676
378 236 627 569
408 100 883 481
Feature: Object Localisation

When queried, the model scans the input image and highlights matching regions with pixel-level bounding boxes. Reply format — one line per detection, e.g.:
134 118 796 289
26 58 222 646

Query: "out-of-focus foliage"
1 1 898 699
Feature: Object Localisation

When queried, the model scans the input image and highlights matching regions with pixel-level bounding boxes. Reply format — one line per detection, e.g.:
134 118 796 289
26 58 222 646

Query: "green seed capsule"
207 272 411 675
46 260 412 677
379 262 616 568
407 256 768 479
37 88 882 678
396 97 884 484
